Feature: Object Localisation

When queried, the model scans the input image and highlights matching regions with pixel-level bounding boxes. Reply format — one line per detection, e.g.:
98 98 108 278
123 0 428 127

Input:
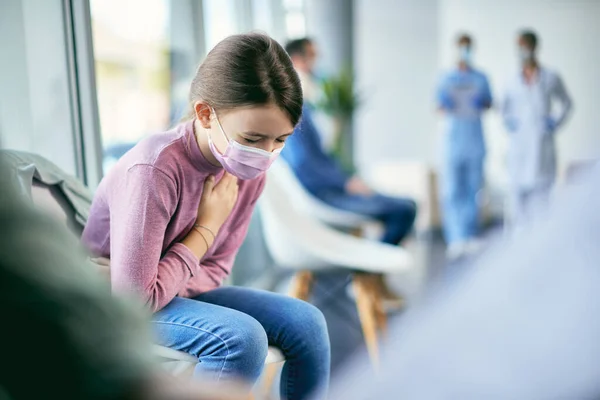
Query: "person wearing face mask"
81 33 330 400
501 30 573 226
436 34 493 259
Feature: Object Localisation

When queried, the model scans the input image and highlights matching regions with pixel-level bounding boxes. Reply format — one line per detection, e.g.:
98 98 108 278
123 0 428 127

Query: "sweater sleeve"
282 108 349 194
110 164 199 312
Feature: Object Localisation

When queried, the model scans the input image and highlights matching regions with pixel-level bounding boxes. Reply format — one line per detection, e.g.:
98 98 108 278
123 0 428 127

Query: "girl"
82 33 330 400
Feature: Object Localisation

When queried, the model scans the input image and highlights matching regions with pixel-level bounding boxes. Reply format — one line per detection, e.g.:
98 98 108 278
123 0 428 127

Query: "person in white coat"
501 30 573 224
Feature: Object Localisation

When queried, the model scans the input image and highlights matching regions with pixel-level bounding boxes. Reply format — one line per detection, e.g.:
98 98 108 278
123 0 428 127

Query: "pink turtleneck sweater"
82 121 265 312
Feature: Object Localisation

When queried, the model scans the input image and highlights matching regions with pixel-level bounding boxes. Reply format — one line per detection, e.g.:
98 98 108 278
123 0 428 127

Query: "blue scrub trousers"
442 155 483 244
318 192 417 245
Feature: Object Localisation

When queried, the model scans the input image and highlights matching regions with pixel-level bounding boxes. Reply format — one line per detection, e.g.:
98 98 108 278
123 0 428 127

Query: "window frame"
62 0 104 188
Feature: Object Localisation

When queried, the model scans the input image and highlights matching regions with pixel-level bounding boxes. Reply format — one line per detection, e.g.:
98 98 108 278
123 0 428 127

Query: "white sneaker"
446 242 467 260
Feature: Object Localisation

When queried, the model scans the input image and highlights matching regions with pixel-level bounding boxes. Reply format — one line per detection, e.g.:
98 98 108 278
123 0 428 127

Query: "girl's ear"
194 101 212 129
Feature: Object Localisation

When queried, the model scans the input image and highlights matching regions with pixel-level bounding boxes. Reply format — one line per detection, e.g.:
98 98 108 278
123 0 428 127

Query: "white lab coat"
501 67 573 191
502 67 573 225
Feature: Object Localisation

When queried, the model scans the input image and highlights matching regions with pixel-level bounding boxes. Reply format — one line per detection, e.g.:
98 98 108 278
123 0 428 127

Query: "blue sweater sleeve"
282 108 349 194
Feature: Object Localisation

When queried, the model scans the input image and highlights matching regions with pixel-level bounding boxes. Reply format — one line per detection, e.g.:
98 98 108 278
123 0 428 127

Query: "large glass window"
89 0 303 173
203 0 240 51
282 0 306 39
0 0 79 176
90 0 202 173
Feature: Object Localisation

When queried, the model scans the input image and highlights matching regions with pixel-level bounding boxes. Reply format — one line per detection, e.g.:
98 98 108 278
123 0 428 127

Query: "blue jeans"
319 192 417 244
441 156 483 244
152 287 330 400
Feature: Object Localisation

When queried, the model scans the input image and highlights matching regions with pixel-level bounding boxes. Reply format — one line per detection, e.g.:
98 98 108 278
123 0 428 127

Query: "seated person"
81 33 330 400
282 105 417 248
284 39 417 306
284 37 417 249
0 158 245 400
282 106 417 305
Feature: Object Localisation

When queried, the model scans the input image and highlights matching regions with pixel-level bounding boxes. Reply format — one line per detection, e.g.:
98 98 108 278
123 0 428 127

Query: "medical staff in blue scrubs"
436 33 492 259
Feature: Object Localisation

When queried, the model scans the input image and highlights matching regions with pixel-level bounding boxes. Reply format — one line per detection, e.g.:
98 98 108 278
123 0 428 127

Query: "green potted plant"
316 67 360 173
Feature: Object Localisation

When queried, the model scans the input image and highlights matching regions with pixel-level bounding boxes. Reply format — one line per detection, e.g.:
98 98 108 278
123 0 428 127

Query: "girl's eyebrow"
242 131 294 138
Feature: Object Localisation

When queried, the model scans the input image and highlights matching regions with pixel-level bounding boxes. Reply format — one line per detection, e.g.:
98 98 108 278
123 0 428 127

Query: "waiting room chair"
364 160 439 234
259 160 414 368
271 158 379 233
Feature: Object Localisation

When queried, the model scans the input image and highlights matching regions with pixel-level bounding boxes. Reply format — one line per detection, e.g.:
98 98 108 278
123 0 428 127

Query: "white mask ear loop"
210 107 231 144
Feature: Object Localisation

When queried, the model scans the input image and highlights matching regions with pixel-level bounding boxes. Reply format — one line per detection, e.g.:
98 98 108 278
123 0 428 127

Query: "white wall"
355 0 600 209
353 0 440 170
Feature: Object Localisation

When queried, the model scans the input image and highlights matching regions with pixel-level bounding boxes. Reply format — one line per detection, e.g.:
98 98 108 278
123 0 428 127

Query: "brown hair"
457 33 473 47
185 33 303 126
519 29 538 50
285 37 313 58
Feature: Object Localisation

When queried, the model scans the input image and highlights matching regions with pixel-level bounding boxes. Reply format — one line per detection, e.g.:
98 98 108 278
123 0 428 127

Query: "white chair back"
269 160 372 228
260 162 330 270
260 161 413 274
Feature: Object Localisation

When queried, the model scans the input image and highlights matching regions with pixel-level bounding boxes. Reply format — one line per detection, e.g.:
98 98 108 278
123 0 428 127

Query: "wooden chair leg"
370 277 388 337
289 271 313 301
350 227 364 237
373 273 405 312
353 274 381 370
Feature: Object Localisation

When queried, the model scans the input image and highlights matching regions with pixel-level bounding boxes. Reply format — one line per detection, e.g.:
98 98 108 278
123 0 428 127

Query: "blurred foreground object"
330 164 600 399
0 157 246 399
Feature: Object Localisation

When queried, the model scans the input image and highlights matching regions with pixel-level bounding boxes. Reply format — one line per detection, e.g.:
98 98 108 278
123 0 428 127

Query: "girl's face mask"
207 108 283 180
